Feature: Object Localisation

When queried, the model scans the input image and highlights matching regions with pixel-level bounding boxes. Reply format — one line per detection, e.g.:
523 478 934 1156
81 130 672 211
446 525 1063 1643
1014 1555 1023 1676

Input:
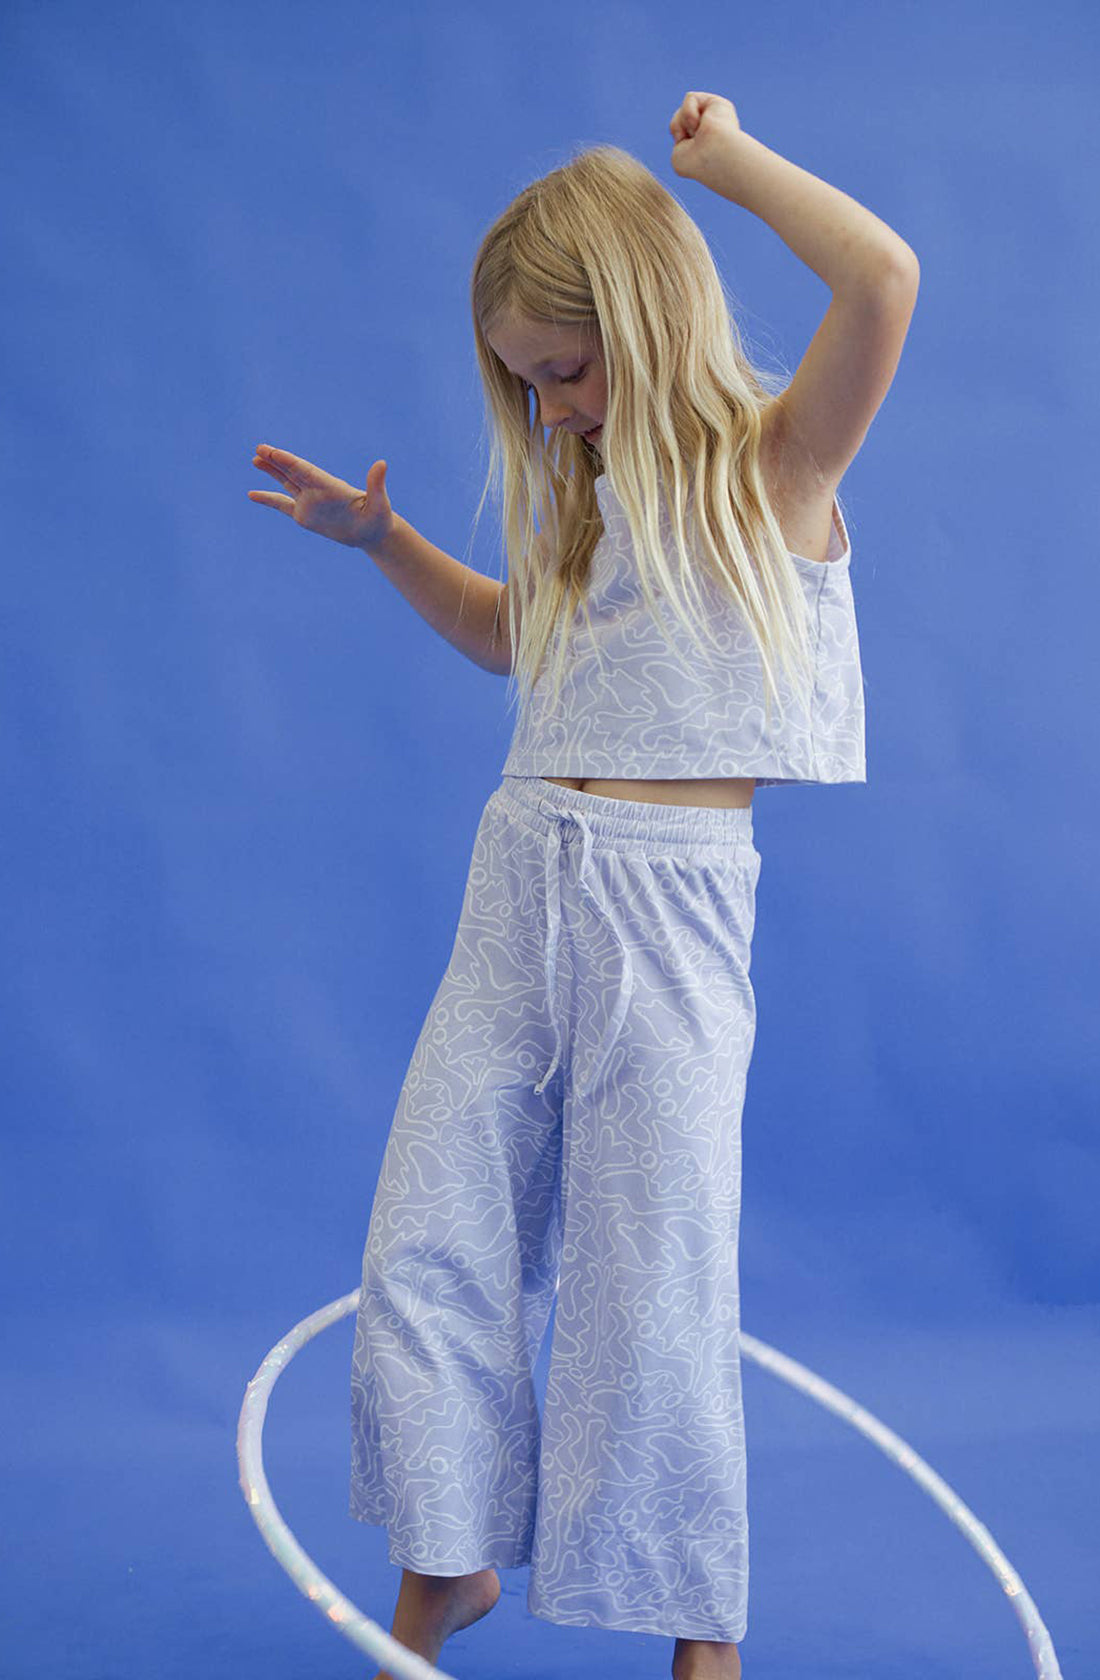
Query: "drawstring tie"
533 803 636 1101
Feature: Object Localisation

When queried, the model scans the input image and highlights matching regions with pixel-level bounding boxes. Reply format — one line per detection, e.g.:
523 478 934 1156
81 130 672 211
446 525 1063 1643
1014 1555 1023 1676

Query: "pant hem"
388 1548 533 1574
348 1502 534 1573
527 1596 747 1643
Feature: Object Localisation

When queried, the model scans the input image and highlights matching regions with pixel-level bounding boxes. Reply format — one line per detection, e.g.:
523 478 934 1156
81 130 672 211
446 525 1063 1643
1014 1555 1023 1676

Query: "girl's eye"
522 368 585 392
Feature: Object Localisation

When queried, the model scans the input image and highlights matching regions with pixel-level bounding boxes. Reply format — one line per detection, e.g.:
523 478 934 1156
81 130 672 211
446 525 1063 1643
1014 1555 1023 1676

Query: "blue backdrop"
3 1 1096 1675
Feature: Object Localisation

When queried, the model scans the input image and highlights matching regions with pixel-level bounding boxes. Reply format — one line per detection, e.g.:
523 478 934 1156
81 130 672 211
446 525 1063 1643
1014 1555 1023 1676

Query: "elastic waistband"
495 774 755 855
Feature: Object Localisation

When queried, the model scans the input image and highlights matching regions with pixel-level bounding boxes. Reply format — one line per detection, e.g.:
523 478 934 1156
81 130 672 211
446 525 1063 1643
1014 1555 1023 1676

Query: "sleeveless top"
501 472 866 786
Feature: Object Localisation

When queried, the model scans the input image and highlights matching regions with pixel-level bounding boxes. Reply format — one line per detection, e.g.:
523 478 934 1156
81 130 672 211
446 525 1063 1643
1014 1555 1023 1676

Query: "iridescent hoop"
237 1287 1064 1680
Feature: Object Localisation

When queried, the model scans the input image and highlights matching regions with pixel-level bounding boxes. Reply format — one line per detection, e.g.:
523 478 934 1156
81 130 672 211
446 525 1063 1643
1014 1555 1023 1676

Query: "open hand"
669 90 743 181
248 446 396 552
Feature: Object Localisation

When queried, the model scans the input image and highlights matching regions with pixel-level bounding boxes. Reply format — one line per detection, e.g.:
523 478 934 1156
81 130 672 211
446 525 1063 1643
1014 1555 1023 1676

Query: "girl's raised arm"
669 92 919 491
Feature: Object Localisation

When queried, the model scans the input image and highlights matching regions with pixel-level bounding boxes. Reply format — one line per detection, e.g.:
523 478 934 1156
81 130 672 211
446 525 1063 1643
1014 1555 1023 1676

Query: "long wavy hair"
468 143 838 735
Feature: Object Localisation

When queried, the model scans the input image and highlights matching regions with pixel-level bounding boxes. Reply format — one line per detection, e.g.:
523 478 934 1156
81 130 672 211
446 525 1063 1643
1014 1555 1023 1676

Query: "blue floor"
2 1301 1094 1678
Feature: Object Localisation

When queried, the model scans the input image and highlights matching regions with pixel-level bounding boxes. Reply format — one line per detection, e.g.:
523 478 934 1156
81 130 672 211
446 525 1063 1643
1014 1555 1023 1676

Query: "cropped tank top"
501 472 866 786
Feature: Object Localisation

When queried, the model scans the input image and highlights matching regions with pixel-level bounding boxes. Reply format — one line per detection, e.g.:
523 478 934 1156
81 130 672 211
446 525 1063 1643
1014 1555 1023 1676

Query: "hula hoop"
237 1287 1063 1680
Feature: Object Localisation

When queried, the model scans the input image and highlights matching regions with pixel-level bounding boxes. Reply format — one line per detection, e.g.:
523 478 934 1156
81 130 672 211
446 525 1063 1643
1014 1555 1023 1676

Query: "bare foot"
671 1635 742 1680
373 1566 502 1679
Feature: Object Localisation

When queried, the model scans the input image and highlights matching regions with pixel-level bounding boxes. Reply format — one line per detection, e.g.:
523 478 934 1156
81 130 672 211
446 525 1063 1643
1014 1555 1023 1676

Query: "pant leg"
349 790 565 1573
529 839 761 1641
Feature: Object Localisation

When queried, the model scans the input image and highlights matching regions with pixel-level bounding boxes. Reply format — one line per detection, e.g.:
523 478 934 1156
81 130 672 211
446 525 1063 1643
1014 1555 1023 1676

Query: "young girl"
249 91 918 1680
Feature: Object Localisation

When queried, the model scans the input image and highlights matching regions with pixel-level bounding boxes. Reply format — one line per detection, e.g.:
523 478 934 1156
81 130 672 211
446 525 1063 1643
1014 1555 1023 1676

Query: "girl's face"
487 315 607 454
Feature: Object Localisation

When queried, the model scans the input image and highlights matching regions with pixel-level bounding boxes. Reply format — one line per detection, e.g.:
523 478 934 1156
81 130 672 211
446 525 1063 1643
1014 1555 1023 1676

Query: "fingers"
670 95 697 142
250 446 302 512
671 89 721 141
255 444 313 470
253 444 316 488
253 444 346 497
253 445 300 486
247 490 296 513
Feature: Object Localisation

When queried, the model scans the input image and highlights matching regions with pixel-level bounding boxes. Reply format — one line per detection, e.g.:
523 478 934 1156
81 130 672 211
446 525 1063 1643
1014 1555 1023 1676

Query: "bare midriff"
540 776 755 809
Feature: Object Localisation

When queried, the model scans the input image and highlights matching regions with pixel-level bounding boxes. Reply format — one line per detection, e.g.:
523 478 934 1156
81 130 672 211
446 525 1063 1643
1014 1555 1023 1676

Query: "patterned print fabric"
350 772 762 1640
501 473 866 787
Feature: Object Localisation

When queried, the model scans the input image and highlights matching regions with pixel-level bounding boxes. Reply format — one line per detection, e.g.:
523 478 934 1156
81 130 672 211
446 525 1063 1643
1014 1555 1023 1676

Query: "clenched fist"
669 90 743 182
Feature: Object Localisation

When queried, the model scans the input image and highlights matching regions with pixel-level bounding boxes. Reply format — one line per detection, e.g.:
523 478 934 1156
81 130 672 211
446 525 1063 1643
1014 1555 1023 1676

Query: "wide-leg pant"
349 773 762 1641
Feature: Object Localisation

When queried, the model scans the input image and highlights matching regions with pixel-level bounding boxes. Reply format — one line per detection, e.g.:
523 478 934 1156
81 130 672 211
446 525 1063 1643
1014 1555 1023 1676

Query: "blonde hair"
468 142 835 735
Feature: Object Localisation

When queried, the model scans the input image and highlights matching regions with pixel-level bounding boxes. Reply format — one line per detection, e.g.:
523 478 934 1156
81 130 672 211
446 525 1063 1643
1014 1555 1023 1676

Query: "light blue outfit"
350 471 866 1642
503 475 864 786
